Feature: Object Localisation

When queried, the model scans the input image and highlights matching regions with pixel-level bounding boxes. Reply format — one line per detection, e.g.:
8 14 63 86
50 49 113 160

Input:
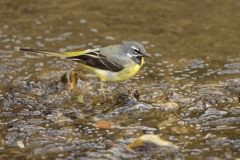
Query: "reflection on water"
0 0 240 159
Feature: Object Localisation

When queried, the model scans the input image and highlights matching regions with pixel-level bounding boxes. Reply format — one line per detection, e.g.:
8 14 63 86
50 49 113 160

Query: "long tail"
18 47 89 58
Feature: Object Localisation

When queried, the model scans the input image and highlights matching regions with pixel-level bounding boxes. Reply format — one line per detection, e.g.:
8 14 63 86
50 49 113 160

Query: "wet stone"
0 0 240 159
153 102 179 111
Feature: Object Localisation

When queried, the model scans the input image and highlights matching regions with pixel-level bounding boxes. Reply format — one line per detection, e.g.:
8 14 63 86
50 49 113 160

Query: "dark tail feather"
19 48 61 53
18 47 65 58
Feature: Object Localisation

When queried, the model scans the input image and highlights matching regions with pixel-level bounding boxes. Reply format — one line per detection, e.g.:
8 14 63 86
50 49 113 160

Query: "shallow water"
0 0 240 159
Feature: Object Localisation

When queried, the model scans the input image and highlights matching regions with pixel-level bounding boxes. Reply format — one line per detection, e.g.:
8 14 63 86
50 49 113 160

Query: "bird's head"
121 41 152 65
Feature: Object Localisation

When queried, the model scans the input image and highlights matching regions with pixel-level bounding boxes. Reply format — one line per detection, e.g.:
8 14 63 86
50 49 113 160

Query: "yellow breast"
82 57 145 82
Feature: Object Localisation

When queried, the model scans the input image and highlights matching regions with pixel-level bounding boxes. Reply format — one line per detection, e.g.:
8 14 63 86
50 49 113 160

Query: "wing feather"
19 47 124 72
67 50 124 72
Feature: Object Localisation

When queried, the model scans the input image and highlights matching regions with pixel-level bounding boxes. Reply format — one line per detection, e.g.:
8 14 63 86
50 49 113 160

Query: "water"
0 0 240 159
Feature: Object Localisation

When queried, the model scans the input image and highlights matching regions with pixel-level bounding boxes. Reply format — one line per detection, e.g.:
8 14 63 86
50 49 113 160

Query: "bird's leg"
118 82 130 91
118 82 139 99
101 82 107 100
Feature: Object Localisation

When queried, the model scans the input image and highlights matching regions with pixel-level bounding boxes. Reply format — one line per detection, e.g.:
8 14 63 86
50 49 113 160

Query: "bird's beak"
143 53 152 59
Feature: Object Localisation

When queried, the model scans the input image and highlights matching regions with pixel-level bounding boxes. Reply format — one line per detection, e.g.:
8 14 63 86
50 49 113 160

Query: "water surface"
0 0 240 159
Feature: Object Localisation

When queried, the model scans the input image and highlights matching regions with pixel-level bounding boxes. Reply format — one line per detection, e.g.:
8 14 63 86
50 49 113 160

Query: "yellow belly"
95 64 142 82
81 58 144 82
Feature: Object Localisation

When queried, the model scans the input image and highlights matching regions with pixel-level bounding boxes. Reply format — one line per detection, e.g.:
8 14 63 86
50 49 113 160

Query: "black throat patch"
129 55 143 65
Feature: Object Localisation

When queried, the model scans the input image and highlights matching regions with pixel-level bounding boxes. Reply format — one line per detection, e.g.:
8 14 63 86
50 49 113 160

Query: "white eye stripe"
127 53 139 58
131 46 140 52
127 53 132 58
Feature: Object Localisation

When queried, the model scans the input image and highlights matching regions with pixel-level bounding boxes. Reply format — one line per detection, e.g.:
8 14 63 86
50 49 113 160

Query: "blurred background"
0 0 240 159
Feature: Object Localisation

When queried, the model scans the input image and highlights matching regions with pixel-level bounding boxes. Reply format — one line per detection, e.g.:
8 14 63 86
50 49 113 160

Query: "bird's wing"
19 47 124 72
67 49 124 72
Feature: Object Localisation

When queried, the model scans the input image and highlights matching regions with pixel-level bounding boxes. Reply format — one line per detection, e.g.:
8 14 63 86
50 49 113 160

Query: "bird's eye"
134 48 140 53
131 46 141 54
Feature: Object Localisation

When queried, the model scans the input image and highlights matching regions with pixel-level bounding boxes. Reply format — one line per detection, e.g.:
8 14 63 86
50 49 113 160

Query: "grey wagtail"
19 41 152 99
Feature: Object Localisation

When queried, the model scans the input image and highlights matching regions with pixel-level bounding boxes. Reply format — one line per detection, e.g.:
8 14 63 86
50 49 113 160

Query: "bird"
19 41 152 99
